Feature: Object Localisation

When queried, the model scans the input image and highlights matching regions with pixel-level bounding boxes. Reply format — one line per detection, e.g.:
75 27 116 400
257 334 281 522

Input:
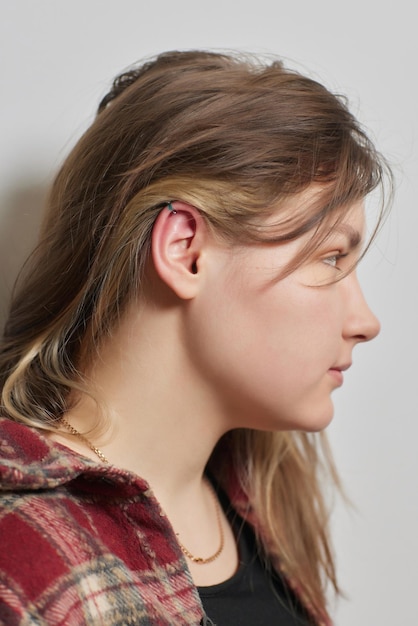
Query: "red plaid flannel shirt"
0 417 328 625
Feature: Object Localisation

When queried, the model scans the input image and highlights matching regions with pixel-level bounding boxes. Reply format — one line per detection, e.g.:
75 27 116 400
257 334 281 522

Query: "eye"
322 253 348 269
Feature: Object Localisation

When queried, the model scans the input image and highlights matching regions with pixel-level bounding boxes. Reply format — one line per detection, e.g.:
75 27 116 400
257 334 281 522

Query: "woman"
0 50 390 625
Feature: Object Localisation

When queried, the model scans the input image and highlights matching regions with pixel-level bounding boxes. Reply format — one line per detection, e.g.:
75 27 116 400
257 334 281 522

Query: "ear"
151 201 206 299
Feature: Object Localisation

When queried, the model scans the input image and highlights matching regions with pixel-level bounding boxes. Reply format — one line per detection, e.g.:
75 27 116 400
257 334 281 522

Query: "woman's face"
185 197 380 433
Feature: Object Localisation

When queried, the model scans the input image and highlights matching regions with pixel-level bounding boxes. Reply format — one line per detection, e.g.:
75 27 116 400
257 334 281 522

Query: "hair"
0 50 391 622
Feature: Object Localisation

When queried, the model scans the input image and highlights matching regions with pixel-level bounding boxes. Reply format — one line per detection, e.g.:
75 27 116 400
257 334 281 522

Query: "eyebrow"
335 224 363 249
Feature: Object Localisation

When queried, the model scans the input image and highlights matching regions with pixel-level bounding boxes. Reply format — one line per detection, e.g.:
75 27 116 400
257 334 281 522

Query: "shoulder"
0 416 85 491
0 418 203 625
0 488 202 625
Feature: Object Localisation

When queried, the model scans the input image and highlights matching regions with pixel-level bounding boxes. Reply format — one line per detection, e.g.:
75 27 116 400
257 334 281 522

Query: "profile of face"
176 192 380 434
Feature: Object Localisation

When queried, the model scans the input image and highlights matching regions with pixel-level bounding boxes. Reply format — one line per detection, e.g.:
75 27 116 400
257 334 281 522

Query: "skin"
52 188 380 586
180 199 380 435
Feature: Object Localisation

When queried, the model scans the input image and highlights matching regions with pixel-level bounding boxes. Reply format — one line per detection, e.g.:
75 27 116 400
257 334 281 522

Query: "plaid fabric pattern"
0 417 327 626
0 418 204 625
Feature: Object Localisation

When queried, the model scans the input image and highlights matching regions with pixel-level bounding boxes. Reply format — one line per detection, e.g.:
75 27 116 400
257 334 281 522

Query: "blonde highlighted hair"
0 50 391 622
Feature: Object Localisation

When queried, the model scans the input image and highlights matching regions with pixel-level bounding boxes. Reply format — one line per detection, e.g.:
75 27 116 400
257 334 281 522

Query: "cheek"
186 273 340 413
238 282 338 367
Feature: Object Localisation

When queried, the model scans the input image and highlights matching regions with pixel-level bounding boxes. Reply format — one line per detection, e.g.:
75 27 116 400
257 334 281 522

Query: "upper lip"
330 363 352 372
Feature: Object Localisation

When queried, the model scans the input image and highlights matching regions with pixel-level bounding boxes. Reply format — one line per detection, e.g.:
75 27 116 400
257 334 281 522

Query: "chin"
255 411 335 434
238 397 335 433
298 408 335 433
300 420 333 433
280 402 336 433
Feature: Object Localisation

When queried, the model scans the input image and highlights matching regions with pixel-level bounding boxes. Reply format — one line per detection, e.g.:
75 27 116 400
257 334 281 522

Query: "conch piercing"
167 202 177 214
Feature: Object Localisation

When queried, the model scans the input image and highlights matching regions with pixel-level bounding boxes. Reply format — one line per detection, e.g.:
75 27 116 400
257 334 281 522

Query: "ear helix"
167 201 197 274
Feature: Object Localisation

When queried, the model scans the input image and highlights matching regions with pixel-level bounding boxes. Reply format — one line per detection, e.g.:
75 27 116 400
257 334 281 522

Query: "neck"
60 301 227 510
53 298 241 585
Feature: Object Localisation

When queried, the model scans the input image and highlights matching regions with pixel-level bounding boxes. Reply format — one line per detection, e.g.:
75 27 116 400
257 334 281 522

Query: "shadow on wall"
0 180 48 332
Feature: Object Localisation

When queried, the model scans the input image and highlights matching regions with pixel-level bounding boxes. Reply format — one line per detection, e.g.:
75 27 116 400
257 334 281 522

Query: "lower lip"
328 369 343 386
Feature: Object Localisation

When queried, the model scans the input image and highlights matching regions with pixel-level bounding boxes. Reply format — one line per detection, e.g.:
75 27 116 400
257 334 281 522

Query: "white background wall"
1 2 416 624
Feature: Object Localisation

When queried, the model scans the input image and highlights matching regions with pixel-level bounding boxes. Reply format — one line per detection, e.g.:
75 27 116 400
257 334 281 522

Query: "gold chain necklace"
59 419 224 564
60 417 109 464
176 480 225 564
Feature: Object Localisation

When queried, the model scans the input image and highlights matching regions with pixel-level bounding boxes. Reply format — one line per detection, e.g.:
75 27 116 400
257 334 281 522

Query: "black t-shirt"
198 493 313 626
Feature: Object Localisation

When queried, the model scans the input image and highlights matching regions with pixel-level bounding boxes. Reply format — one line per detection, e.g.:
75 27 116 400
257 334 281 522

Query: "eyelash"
322 253 348 269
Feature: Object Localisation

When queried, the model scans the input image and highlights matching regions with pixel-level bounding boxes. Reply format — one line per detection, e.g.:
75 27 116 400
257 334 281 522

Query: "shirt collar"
0 417 150 499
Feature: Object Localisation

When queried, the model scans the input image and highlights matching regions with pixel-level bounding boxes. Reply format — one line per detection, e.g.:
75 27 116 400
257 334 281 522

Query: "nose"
342 272 381 343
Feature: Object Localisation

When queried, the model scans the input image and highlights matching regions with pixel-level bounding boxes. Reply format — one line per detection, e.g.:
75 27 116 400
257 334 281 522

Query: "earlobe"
151 201 204 299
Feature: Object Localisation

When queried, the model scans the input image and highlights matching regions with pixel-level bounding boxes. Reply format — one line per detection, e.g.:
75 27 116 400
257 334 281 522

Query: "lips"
328 363 351 386
328 369 344 385
332 362 352 372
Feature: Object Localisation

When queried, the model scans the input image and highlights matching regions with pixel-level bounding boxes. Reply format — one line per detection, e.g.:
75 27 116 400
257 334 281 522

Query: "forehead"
316 201 366 246
260 183 366 247
231 199 367 282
